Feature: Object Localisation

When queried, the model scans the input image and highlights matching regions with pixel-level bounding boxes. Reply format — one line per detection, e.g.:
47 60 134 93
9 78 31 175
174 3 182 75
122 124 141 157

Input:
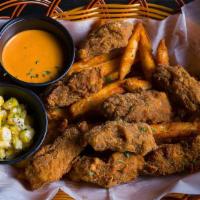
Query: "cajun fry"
123 78 152 92
119 23 142 80
156 39 169 66
139 24 156 80
70 77 150 118
68 51 121 76
151 122 200 139
70 81 125 118
100 58 121 76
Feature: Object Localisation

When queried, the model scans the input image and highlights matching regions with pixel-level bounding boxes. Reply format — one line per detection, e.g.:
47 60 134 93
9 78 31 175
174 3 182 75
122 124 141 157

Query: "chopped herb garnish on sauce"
42 70 51 76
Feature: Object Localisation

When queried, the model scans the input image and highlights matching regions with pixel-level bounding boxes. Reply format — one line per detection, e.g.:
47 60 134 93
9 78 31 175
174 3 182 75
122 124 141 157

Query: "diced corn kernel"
0 110 7 119
13 138 23 150
3 98 19 110
7 113 17 125
10 126 20 136
20 129 34 143
0 141 11 148
0 110 7 127
0 148 5 159
13 118 25 129
6 148 14 158
0 127 12 142
0 96 4 107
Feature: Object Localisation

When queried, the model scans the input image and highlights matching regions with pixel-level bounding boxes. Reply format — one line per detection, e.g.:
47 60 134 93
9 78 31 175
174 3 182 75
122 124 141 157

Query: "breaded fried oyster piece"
143 135 200 176
79 21 133 60
69 152 144 188
25 121 89 189
85 121 157 155
46 68 103 107
153 65 200 113
102 91 172 123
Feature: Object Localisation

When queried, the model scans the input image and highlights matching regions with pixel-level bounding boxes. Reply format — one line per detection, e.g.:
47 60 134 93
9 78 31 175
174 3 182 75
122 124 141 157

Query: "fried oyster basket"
1 0 199 200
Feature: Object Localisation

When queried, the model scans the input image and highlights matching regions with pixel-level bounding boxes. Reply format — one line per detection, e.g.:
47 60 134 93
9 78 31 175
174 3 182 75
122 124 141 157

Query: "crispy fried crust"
79 21 133 60
25 122 89 189
153 65 200 112
102 91 172 123
85 121 157 155
143 135 200 176
69 152 144 188
46 68 103 107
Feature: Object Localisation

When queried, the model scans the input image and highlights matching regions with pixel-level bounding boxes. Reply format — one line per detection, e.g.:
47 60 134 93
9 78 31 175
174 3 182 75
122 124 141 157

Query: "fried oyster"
79 21 133 60
25 121 89 189
85 121 157 155
153 65 200 113
46 67 103 107
102 91 172 123
143 135 200 176
69 152 144 188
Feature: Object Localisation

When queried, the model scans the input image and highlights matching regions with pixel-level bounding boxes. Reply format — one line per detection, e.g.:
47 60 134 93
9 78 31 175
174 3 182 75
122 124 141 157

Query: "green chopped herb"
3 73 7 77
139 126 148 133
124 152 131 158
88 171 94 176
42 70 51 76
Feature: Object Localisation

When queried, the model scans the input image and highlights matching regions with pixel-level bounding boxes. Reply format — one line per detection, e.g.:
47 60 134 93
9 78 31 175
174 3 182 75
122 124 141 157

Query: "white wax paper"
0 1 200 199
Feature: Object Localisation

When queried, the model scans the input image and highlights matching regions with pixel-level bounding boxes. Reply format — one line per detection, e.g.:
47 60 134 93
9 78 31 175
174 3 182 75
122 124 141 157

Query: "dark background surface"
0 0 194 17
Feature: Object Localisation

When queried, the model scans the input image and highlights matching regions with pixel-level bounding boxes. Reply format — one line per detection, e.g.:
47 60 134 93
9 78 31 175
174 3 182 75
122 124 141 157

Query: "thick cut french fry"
119 23 142 80
68 57 120 78
156 39 169 66
151 122 200 139
68 51 121 76
123 77 152 92
70 77 151 118
100 58 121 76
70 81 125 118
139 24 156 80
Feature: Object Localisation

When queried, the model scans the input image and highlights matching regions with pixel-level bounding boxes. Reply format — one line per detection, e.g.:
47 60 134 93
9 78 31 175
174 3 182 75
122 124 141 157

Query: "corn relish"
0 96 35 159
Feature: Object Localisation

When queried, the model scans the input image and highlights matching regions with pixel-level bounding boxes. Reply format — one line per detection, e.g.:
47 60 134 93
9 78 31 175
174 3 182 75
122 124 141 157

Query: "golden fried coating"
46 68 103 107
85 121 157 155
25 122 89 189
79 21 133 60
69 152 144 188
143 135 200 176
153 65 200 113
102 91 172 123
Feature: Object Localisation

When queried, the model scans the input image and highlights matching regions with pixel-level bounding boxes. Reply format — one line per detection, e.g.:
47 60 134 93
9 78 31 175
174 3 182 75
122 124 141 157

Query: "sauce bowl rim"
0 15 75 87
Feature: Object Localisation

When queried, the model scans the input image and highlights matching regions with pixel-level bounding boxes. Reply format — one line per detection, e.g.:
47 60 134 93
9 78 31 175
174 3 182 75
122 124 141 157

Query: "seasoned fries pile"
21 21 200 190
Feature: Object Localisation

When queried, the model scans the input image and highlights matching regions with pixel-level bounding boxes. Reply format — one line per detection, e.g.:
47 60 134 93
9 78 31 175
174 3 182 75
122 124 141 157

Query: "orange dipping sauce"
1 30 65 83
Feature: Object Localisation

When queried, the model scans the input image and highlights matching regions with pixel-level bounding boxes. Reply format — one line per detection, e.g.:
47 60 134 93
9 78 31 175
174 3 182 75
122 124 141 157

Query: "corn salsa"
0 96 35 159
